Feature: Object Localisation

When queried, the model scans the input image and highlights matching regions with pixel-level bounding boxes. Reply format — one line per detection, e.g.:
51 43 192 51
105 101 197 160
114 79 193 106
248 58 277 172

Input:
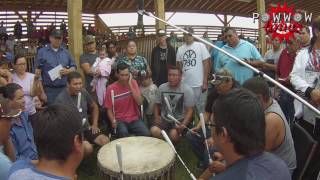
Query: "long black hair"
309 17 320 53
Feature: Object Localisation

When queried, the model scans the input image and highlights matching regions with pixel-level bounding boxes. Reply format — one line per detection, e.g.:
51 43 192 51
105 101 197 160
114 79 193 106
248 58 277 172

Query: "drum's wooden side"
98 156 176 180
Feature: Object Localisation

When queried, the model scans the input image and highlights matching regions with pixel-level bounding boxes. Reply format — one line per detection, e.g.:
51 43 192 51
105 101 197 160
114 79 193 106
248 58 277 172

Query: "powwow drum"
97 136 176 180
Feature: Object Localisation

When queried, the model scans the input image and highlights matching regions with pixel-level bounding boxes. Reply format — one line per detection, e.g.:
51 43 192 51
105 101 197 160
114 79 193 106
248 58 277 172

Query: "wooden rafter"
177 0 186 9
95 0 105 10
200 0 210 10
145 0 153 9
185 0 194 9
206 0 220 11
109 0 118 10
126 0 136 9
168 0 179 10
14 11 27 24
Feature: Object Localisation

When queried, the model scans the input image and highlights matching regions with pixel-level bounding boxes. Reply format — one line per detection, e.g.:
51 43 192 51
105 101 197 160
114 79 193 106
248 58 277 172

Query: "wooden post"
224 15 228 27
154 0 165 31
257 0 266 55
67 0 83 71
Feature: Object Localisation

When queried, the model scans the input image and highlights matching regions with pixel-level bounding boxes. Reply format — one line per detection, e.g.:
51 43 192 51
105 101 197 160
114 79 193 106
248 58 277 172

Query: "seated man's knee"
95 135 109 146
170 129 181 143
150 126 162 138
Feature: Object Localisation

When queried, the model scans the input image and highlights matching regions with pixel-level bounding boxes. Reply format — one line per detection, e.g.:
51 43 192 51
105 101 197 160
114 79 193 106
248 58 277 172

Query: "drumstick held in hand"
167 114 201 138
200 113 213 164
161 130 197 180
111 90 116 134
116 143 124 180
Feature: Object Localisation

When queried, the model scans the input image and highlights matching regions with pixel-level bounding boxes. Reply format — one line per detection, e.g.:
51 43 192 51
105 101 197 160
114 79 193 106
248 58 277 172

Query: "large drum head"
97 136 175 178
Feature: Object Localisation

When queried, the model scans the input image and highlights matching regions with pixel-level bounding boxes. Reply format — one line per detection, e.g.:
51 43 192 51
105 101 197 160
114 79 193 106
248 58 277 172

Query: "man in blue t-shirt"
215 27 263 84
209 89 291 180
9 104 84 180
0 97 22 180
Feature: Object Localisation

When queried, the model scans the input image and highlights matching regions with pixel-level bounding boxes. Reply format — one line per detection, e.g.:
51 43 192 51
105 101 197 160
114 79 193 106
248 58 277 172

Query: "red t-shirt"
104 80 141 123
277 48 296 86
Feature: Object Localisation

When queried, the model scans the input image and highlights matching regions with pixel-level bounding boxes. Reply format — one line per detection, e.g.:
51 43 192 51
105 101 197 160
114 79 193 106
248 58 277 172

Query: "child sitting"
140 75 158 127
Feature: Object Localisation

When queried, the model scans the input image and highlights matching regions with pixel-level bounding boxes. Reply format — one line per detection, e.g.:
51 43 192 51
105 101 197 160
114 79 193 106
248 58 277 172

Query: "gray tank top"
265 99 297 173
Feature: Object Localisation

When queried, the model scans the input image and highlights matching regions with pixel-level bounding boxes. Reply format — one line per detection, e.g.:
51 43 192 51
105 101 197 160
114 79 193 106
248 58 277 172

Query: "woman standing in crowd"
117 40 151 83
12 54 46 123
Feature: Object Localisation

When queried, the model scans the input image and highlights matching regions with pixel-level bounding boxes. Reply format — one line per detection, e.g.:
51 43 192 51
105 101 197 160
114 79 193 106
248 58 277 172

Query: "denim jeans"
117 119 150 138
186 126 213 168
278 90 295 126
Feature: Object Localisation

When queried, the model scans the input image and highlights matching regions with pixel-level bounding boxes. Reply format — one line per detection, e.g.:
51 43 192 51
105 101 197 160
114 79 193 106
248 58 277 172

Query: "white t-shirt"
176 41 210 87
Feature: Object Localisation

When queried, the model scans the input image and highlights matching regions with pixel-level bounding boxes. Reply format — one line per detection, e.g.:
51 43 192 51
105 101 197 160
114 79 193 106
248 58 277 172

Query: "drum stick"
164 96 173 114
141 105 144 121
200 113 213 164
161 130 197 180
167 114 201 138
77 92 82 112
111 90 116 134
116 143 124 180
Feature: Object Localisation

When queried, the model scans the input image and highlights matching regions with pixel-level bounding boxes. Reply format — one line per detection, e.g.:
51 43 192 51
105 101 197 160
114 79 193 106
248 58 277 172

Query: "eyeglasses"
206 123 217 128
15 63 26 66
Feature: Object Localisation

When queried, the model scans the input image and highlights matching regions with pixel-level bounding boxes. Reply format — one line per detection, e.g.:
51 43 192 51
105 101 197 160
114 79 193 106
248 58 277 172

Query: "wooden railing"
109 25 259 41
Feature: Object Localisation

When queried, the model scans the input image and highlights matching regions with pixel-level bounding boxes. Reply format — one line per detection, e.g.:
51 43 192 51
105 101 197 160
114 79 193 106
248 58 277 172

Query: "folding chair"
292 123 318 180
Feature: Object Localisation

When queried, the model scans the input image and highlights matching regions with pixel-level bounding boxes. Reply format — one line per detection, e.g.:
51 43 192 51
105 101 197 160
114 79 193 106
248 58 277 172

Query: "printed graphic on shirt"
160 49 167 61
161 91 184 122
182 50 197 70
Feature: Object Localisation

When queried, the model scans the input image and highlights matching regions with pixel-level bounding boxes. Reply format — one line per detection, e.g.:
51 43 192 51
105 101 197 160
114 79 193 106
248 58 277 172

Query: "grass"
77 137 202 180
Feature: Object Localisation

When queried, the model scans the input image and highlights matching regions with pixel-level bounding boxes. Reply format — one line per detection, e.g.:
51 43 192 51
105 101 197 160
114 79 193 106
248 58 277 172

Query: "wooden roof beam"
109 0 118 10
200 0 210 10
185 0 195 9
101 0 113 10
145 0 153 9
126 0 136 9
168 0 179 10
206 0 220 11
14 11 27 24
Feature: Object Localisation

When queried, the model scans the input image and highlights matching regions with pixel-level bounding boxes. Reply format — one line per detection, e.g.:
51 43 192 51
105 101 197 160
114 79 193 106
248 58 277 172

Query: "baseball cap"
0 97 21 118
84 35 96 45
50 29 63 38
211 69 233 85
183 27 194 35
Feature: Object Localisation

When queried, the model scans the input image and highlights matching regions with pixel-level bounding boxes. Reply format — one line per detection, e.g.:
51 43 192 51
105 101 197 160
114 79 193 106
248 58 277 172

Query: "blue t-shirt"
9 160 71 180
212 152 291 180
0 150 12 180
210 40 225 72
10 112 38 160
216 39 262 84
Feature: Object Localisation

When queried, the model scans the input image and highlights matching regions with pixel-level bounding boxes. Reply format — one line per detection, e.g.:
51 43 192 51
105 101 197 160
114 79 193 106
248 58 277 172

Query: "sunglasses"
211 74 232 84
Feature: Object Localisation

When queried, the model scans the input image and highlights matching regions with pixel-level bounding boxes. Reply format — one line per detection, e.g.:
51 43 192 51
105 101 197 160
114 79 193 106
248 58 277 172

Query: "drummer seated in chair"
150 66 194 143
55 72 109 152
8 104 85 180
104 63 150 138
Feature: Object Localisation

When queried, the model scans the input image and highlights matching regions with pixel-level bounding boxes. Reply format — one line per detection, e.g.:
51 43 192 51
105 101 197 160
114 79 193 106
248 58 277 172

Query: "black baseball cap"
50 29 63 38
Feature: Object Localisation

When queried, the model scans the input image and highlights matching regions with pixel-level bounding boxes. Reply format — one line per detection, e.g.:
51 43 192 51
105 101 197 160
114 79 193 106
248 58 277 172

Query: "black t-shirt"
158 48 168 86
